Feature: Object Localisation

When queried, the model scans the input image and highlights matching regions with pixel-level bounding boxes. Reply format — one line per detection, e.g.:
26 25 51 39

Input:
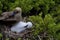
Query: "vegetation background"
0 0 60 40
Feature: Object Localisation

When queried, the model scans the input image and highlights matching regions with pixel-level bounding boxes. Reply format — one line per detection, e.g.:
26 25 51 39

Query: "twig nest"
4 28 32 39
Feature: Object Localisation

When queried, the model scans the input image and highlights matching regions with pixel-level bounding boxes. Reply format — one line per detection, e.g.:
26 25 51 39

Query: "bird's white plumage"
26 22 33 28
11 21 32 33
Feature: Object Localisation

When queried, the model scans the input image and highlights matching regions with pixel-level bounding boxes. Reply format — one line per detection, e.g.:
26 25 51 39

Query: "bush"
28 13 60 40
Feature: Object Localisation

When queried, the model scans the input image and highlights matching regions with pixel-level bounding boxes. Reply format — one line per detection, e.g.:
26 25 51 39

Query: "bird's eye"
24 25 28 28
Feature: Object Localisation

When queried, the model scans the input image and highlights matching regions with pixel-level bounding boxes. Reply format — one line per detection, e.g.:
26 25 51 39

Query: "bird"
0 7 22 21
11 21 33 33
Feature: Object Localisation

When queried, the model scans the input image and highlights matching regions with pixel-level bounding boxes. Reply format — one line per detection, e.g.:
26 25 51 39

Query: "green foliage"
6 38 9 40
29 13 60 39
0 33 3 38
28 13 44 36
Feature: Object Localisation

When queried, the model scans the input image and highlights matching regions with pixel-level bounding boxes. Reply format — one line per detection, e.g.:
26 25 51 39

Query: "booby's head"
26 22 33 28
14 7 22 13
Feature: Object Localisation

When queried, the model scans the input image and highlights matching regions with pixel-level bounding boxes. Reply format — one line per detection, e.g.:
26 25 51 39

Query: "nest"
0 18 33 39
1 26 32 39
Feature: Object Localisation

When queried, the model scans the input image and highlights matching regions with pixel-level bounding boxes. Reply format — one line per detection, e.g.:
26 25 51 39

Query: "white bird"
11 21 33 33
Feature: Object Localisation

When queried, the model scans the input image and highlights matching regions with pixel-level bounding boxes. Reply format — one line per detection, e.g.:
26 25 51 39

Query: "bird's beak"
24 25 28 28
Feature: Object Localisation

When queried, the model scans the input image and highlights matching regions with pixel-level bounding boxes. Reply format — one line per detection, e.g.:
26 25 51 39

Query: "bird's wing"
12 21 27 28
15 28 26 33
11 21 28 32
11 25 27 33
